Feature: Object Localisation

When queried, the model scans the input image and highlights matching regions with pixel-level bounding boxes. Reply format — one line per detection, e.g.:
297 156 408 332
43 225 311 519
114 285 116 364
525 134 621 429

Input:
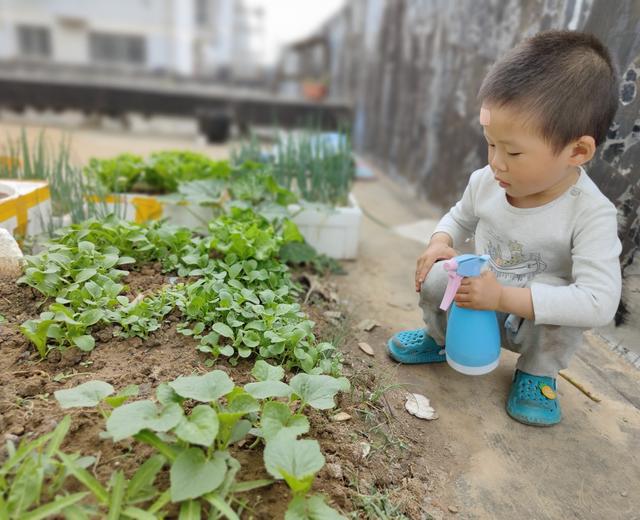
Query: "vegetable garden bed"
0 132 429 518
1 262 429 519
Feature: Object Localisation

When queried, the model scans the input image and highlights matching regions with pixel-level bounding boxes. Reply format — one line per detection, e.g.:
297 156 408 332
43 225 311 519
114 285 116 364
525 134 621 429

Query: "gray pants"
419 261 586 377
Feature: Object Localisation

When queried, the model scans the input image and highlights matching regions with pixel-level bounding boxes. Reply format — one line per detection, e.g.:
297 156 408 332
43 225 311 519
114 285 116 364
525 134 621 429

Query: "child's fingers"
415 259 433 287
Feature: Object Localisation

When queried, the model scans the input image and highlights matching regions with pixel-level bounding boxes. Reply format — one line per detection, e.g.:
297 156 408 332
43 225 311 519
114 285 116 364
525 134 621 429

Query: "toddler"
388 30 622 426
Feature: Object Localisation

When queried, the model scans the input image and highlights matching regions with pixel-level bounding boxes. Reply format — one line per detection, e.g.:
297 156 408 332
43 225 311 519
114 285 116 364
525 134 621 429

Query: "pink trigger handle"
440 258 462 311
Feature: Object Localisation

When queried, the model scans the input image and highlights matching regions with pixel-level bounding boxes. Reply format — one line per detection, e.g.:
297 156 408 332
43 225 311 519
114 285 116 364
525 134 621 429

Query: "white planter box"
290 193 362 260
0 180 52 237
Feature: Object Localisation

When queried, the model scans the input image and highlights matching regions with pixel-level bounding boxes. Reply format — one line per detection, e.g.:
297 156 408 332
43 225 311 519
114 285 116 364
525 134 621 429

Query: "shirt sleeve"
431 170 481 247
530 202 622 328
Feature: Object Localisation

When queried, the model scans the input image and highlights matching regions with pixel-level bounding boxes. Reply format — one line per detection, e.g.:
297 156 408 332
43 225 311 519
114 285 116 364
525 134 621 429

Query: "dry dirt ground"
338 161 640 520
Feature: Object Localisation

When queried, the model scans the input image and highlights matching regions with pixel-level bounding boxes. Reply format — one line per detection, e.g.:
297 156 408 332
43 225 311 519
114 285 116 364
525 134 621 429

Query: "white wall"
53 23 86 63
171 0 195 75
0 0 257 78
0 0 183 70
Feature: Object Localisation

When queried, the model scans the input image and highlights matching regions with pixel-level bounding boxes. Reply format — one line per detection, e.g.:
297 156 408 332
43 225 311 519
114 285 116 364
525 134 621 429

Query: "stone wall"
318 0 639 273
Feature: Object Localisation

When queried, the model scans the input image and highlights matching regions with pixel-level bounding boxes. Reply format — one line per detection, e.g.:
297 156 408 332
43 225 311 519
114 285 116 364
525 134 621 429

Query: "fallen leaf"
405 393 438 420
358 342 375 356
300 273 332 303
331 412 351 422
358 319 379 332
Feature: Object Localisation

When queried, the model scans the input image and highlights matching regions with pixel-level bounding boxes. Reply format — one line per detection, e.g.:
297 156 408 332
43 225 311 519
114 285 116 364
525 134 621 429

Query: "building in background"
273 6 351 101
0 0 264 82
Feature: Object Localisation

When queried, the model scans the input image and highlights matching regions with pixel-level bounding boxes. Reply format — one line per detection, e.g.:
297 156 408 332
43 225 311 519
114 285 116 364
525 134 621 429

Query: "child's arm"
498 286 534 320
529 204 621 328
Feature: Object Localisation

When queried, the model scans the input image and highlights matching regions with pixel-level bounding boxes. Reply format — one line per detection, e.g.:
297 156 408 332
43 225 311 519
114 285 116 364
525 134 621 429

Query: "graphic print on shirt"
484 230 547 283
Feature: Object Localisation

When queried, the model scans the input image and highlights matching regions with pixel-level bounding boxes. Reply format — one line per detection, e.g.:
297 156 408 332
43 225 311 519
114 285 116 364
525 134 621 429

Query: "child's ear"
567 136 596 166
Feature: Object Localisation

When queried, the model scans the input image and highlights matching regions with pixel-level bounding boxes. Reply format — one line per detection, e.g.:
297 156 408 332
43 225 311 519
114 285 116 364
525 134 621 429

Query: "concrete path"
339 162 640 520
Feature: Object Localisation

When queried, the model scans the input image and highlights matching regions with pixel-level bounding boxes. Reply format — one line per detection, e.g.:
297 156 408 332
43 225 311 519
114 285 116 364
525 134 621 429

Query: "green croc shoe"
506 369 561 426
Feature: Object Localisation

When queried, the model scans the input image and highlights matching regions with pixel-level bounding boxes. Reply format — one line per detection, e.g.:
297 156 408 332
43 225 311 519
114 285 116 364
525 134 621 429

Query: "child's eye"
488 144 495 148
508 152 522 156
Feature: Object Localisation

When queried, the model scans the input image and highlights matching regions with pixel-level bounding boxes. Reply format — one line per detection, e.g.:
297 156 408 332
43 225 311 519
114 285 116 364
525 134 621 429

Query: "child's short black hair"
478 30 619 153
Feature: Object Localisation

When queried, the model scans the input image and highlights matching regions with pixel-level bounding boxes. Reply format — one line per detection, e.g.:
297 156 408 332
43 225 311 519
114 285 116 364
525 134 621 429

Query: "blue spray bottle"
439 254 501 375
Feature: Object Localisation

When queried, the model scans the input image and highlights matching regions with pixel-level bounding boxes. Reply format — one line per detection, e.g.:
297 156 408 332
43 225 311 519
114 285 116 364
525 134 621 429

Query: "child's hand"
454 270 503 310
415 237 456 292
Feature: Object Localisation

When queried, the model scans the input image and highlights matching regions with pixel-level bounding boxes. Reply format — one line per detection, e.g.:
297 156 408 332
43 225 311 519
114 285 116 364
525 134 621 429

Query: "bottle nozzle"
439 255 491 311
440 259 462 311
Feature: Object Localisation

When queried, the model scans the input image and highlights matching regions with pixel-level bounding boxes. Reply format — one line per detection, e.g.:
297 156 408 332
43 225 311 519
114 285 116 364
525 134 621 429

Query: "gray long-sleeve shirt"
433 165 622 328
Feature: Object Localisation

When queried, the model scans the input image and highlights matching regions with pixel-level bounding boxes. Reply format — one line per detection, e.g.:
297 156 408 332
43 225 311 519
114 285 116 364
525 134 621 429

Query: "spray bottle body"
445 303 501 375
440 254 501 375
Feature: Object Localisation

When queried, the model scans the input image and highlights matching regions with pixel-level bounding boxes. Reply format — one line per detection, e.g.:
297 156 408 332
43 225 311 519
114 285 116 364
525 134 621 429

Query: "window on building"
196 0 209 26
89 32 146 66
17 25 51 58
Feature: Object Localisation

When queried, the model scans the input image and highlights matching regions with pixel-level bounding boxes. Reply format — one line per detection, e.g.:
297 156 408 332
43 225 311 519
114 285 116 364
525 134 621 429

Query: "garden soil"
0 264 440 519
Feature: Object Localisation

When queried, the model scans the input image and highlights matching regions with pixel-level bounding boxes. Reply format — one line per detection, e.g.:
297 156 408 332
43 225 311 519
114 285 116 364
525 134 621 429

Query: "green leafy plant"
146 150 231 193
279 241 345 275
53 371 291 516
84 153 146 193
0 416 93 519
85 151 230 194
263 431 324 495
232 129 355 207
18 208 341 373
51 369 350 517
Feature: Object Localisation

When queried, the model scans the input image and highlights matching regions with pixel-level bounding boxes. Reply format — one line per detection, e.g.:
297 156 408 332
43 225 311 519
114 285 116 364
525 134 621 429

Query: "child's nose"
490 150 508 173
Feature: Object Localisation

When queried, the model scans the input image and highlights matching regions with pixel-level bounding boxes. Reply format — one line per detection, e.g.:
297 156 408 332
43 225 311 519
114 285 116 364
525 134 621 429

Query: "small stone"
58 348 83 367
360 441 371 459
358 319 379 332
17 378 45 397
324 311 342 320
448 505 459 514
95 329 113 342
331 412 351 422
325 463 343 480
621 491 628 497
9 424 24 436
358 342 375 356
